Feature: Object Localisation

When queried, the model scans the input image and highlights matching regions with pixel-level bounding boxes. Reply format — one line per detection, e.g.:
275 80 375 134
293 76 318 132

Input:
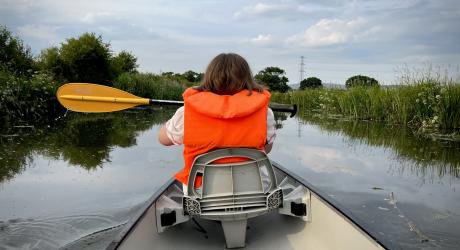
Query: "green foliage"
110 50 138 77
38 47 65 80
38 33 139 84
255 66 290 93
114 72 185 100
182 70 202 83
300 77 322 90
58 33 112 84
271 80 460 134
345 75 379 88
0 26 35 75
159 70 203 87
0 69 59 125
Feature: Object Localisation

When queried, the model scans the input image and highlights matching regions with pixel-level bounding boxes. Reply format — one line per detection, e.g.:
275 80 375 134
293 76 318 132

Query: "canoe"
106 148 389 250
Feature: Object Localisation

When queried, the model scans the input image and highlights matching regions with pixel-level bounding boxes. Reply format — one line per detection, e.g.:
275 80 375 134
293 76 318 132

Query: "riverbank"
0 71 186 127
271 81 460 139
0 27 189 127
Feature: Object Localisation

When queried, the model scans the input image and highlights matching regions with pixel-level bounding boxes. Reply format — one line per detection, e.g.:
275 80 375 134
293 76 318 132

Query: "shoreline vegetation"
1 26 459 140
271 80 460 140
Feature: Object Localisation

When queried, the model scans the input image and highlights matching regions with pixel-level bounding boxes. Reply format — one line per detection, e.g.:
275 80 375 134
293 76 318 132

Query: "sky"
1 0 459 85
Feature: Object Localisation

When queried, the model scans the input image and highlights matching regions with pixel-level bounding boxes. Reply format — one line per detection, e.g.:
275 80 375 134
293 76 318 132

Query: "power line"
299 56 305 84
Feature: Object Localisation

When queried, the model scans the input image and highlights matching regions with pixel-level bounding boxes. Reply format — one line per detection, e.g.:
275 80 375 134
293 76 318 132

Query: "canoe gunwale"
107 162 393 250
106 178 176 250
271 161 393 250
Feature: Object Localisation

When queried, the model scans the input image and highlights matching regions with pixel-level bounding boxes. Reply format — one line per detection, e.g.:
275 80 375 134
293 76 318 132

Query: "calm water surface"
0 108 459 249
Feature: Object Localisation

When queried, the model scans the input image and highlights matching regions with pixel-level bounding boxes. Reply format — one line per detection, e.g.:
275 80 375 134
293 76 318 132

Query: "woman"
158 53 276 187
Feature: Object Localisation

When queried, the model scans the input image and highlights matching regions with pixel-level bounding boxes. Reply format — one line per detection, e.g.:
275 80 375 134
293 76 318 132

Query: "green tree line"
2 24 428 131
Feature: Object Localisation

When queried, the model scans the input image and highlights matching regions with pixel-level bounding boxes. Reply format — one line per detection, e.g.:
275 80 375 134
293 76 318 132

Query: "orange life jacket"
174 87 271 185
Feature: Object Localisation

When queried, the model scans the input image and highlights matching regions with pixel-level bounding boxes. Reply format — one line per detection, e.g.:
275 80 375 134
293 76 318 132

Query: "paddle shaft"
149 99 297 117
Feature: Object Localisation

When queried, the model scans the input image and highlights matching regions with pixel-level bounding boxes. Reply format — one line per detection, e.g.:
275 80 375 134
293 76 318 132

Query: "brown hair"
196 53 264 95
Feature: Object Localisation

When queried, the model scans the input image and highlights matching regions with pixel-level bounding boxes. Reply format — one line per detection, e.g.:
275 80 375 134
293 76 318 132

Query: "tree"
161 72 181 78
255 66 290 93
345 75 379 88
59 33 112 84
0 26 35 75
300 77 322 90
110 50 138 77
182 70 202 82
38 47 66 81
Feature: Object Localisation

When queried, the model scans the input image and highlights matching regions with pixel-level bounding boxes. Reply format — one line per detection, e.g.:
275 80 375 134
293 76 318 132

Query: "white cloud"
285 18 375 47
248 34 273 45
81 12 117 24
234 3 281 18
233 2 336 20
17 24 60 43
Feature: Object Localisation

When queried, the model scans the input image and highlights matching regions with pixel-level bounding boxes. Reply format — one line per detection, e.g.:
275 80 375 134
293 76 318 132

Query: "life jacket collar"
183 88 270 119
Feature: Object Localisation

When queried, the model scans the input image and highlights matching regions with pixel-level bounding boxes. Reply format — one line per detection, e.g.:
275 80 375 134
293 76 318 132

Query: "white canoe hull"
107 162 388 250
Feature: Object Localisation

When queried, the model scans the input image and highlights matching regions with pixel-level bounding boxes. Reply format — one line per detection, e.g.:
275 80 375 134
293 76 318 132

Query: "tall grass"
113 72 186 101
272 81 460 132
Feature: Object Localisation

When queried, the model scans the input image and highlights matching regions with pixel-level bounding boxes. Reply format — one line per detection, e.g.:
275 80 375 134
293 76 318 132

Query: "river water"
0 108 459 249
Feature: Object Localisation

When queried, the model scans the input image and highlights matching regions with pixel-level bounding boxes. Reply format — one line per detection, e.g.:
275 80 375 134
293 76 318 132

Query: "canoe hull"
108 162 387 250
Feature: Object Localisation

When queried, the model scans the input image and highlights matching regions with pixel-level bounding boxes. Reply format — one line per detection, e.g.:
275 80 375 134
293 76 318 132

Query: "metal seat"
182 148 283 248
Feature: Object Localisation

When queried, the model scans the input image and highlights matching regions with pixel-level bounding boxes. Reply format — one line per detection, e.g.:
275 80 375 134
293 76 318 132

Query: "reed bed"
271 81 460 131
113 72 186 101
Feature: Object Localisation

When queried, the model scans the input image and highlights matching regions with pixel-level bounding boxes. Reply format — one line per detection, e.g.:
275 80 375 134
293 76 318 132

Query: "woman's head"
197 53 264 95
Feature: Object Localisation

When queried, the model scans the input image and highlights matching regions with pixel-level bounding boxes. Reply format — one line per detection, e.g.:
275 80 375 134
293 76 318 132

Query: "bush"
38 33 139 85
300 77 322 90
38 47 66 81
182 70 202 83
58 33 112 84
0 69 59 125
345 75 379 88
110 50 138 78
0 26 36 75
255 66 290 93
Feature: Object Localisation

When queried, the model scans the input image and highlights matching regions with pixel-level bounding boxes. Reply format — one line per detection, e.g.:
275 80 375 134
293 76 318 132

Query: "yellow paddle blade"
57 83 150 113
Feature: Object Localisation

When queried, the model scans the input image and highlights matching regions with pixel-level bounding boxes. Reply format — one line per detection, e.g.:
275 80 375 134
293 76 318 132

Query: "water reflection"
0 108 173 182
294 112 460 183
1 108 460 249
271 115 460 249
273 111 288 129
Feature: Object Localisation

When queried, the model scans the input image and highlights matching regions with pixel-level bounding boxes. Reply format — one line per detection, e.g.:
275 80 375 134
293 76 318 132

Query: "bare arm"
158 125 174 146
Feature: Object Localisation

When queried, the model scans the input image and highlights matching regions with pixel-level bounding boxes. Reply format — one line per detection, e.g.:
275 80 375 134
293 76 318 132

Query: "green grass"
113 72 186 101
271 81 460 132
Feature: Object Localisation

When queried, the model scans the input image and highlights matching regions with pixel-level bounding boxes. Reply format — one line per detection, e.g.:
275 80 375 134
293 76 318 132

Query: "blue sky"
1 0 459 85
